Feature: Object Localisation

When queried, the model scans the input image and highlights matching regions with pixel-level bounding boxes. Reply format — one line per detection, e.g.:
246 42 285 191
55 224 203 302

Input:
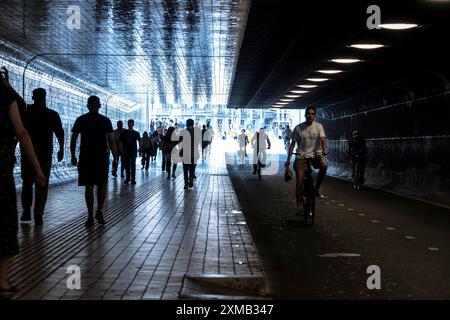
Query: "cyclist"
284 106 328 212
348 130 366 185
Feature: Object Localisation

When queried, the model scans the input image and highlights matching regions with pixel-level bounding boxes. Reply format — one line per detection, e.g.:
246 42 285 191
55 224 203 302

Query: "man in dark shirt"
180 119 201 189
70 96 117 227
119 119 141 185
20 88 64 225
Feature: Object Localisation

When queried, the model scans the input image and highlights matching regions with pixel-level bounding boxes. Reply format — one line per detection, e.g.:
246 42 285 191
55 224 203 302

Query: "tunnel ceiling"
0 0 250 106
228 0 450 110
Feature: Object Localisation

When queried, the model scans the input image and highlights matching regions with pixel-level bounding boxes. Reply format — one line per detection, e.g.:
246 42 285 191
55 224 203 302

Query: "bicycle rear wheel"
354 161 360 190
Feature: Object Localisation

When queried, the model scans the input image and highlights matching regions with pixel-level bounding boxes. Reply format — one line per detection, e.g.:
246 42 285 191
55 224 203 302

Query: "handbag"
284 167 293 181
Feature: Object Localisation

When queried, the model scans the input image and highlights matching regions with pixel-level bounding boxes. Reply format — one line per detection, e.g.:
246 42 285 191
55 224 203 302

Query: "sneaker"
124 179 130 184
85 217 94 227
95 211 106 225
131 181 136 185
20 211 31 222
184 184 189 190
189 179 194 188
172 173 177 179
315 188 325 198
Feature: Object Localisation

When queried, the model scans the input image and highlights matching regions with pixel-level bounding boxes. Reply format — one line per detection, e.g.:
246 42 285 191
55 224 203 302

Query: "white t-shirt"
291 122 326 158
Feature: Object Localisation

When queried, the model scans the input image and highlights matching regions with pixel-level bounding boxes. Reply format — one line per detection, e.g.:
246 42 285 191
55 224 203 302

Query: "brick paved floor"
12 154 265 300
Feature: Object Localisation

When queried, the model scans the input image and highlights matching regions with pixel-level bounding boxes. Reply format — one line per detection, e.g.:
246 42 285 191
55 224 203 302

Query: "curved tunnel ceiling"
228 0 450 110
0 0 251 106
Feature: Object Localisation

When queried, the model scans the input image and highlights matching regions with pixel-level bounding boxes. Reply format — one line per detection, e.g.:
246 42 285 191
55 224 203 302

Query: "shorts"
78 154 110 186
294 155 327 173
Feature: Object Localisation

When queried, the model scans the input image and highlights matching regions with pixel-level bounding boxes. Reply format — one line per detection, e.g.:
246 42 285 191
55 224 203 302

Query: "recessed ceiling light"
290 91 307 94
307 78 329 82
379 23 418 30
285 95 301 98
317 70 343 74
350 44 384 49
297 85 317 89
331 59 360 64
280 98 294 102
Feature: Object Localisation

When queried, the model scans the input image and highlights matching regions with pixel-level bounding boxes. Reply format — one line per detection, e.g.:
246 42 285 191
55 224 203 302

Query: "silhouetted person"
180 119 201 189
151 130 159 161
70 96 117 227
161 126 179 180
112 120 125 178
201 125 208 159
140 131 152 171
1 67 45 295
20 88 64 225
120 119 141 185
252 128 271 178
238 129 249 163
348 130 367 184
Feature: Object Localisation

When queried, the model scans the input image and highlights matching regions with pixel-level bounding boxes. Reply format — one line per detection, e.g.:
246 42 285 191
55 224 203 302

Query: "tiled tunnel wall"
319 70 450 206
0 44 142 187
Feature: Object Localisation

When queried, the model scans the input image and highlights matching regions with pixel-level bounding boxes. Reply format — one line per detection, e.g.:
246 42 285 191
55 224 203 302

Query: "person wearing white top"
237 129 249 163
251 128 271 178
284 106 329 211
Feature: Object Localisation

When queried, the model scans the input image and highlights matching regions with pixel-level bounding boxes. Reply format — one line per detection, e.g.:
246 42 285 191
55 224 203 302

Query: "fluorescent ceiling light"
350 44 384 49
379 23 418 30
331 59 360 64
317 69 343 74
307 78 329 82
280 98 294 102
292 89 310 93
285 95 301 98
276 102 289 105
272 105 283 108
297 85 317 89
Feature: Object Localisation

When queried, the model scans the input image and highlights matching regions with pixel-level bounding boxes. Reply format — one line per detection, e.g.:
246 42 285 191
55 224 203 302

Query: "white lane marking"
405 236 416 240
428 247 440 251
318 253 361 258
386 227 396 231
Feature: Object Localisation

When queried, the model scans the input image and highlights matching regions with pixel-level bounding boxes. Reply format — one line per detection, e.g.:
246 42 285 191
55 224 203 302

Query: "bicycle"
353 155 364 191
294 152 322 226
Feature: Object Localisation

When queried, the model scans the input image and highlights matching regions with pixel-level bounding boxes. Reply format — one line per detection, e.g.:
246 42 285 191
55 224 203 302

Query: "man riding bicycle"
284 106 329 213
348 130 366 185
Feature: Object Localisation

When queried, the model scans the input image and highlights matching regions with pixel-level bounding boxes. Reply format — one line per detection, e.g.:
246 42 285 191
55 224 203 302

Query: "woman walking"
0 67 46 297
